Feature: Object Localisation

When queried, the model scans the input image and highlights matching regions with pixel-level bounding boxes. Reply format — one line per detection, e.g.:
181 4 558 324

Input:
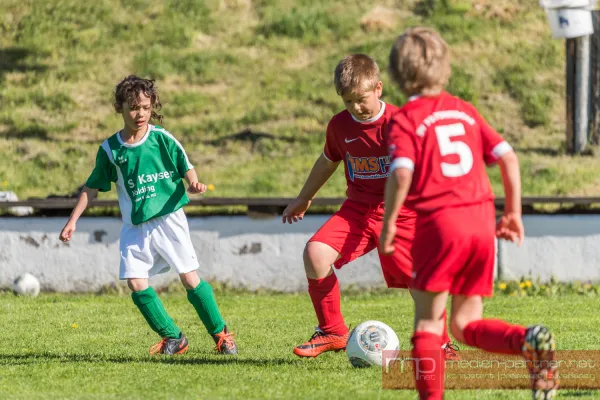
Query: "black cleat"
149 332 189 355
212 325 238 355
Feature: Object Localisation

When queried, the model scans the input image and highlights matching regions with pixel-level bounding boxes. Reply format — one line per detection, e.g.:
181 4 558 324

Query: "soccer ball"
346 320 400 368
12 273 41 297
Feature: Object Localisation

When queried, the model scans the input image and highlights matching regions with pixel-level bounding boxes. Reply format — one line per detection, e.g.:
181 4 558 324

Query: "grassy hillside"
1 0 598 201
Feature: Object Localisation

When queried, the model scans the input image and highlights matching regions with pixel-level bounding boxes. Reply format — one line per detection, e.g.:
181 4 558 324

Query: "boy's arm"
496 150 524 246
59 186 99 242
282 154 340 224
379 168 413 254
184 168 207 194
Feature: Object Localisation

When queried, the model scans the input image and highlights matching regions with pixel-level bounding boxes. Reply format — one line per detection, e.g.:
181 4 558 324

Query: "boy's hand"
496 212 524 246
379 223 396 255
59 221 76 243
282 198 311 224
187 182 207 194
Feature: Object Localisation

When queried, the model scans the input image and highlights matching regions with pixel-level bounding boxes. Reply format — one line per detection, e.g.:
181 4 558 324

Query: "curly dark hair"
114 75 164 123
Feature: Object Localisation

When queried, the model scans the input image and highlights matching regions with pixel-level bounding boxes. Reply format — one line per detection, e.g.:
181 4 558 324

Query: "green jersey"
85 125 193 225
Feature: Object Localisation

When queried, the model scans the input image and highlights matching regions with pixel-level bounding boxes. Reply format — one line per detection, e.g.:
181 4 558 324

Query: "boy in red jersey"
282 54 457 359
381 27 557 400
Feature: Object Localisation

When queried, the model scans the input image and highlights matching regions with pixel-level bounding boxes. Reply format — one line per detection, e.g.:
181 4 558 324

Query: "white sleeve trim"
490 141 513 160
162 130 194 170
322 152 334 163
389 157 415 173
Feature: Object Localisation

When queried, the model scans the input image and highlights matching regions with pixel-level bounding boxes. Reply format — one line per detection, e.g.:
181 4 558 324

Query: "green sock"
131 287 181 339
187 280 226 335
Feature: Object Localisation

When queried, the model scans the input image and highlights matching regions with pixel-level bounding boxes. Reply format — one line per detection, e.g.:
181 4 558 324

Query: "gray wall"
0 214 597 292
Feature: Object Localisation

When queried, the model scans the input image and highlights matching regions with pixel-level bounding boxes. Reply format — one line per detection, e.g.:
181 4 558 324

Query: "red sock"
307 274 348 336
441 309 450 345
462 319 525 355
412 331 445 400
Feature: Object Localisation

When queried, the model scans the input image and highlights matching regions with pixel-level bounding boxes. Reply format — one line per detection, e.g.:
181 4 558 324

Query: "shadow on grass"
0 124 50 141
0 353 299 367
0 47 47 81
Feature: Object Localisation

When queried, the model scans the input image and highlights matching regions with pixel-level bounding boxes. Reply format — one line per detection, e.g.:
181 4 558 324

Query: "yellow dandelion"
207 184 215 191
1 181 7 187
72 323 79 329
498 282 507 290
525 280 532 288
519 282 526 289
520 290 526 296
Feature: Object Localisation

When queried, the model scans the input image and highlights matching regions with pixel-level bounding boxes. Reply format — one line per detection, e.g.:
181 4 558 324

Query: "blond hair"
334 54 380 96
388 27 451 96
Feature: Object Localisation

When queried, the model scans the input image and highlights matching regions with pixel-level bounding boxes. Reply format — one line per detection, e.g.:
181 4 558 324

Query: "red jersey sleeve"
475 111 513 165
387 113 418 172
323 119 343 162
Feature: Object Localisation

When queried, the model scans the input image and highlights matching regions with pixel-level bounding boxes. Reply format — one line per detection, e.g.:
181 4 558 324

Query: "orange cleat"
149 332 189 355
212 325 238 355
293 328 349 358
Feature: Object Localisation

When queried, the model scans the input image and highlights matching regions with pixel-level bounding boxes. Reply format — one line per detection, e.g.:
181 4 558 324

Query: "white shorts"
119 208 199 279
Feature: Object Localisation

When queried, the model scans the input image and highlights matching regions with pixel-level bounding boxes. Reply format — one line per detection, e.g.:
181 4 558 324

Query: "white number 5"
435 123 473 177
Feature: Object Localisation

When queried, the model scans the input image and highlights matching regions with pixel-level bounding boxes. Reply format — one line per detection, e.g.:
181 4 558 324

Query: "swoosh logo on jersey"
345 137 360 143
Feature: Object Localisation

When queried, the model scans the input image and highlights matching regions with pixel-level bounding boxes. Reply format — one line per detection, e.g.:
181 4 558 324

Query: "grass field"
3 0 600 202
1 290 599 399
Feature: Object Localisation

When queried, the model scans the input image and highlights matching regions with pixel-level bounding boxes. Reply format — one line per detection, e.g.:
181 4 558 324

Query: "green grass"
0 290 599 399
3 0 600 201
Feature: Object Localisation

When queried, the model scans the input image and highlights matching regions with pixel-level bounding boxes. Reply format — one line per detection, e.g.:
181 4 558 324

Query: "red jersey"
386 92 512 213
324 101 398 205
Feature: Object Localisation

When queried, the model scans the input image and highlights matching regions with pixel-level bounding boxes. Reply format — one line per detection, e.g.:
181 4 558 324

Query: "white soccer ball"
12 273 41 297
346 320 400 368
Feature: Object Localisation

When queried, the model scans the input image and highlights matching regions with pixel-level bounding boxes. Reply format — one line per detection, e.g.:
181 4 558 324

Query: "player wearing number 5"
380 27 557 400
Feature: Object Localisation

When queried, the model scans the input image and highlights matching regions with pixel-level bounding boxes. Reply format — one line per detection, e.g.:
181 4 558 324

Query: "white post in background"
540 0 594 154
575 34 591 153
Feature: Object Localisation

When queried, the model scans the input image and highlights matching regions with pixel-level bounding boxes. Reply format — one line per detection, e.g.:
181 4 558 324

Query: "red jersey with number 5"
386 92 512 213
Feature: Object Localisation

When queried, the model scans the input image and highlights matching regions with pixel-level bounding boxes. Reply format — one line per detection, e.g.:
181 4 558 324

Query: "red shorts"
411 201 496 297
309 200 416 288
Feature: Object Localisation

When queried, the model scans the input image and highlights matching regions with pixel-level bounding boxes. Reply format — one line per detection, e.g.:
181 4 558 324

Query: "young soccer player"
381 27 557 399
282 54 457 359
59 75 237 356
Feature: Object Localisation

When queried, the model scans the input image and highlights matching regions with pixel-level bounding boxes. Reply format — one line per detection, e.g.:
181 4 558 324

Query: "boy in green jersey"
59 76 237 356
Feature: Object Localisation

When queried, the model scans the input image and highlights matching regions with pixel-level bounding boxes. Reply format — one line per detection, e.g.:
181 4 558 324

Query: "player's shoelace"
443 342 460 358
149 338 167 355
214 330 236 352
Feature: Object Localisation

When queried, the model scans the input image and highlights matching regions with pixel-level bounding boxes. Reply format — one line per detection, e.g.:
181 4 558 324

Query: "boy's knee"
303 242 335 279
450 315 474 344
127 278 149 293
179 271 200 290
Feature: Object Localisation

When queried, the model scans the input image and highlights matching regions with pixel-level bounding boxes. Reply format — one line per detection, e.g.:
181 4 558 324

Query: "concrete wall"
498 215 600 282
0 214 598 292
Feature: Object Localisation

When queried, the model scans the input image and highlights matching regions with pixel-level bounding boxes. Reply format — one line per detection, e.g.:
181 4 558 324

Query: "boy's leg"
181 271 237 355
293 241 348 358
410 289 448 400
120 222 187 355
129 278 188 355
304 241 347 335
294 201 373 358
451 295 558 398
450 295 524 354
149 209 236 355
181 271 225 335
